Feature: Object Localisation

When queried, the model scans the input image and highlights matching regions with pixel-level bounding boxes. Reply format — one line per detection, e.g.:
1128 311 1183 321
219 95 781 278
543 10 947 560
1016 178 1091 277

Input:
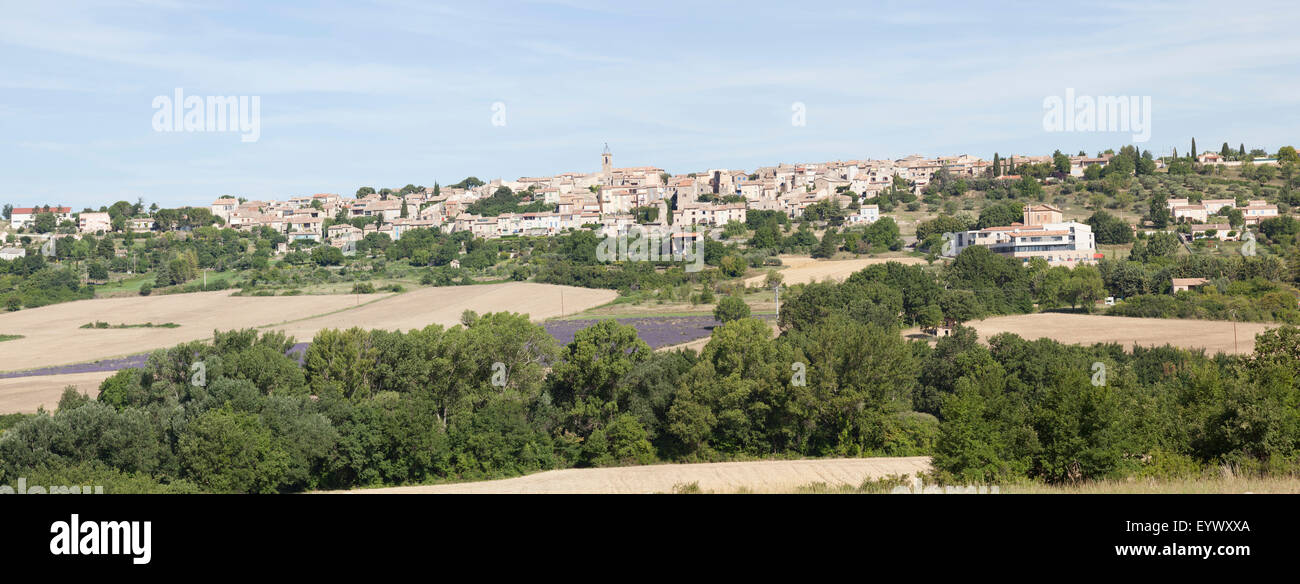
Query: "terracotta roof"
12 207 71 214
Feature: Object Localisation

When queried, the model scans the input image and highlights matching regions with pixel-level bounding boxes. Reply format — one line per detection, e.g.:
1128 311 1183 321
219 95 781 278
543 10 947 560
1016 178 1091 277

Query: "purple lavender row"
1 316 771 380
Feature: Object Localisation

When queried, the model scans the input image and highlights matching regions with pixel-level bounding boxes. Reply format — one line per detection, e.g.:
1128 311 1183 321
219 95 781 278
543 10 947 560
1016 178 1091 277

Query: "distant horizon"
4 140 1287 212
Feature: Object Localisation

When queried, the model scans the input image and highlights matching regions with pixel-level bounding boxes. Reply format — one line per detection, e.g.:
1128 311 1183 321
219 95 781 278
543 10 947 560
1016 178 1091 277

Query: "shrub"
713 296 751 322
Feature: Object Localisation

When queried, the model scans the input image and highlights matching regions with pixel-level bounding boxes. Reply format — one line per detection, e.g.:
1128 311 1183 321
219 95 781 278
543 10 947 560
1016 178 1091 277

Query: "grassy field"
93 273 155 296
1096 243 1134 261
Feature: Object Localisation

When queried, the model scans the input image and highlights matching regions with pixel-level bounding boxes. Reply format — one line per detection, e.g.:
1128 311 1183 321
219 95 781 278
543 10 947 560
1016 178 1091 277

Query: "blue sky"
3 0 1298 209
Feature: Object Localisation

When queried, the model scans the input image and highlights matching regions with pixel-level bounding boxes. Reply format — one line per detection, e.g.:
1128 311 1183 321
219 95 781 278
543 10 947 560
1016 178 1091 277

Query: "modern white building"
845 204 880 225
946 204 1098 267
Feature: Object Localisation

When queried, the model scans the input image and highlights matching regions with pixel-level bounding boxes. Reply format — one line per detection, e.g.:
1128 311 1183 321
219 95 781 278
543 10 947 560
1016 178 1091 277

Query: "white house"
9 206 72 229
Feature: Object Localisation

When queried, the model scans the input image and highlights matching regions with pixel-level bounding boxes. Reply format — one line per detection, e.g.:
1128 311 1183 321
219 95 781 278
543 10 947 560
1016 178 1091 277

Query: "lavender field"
544 315 756 349
0 316 764 380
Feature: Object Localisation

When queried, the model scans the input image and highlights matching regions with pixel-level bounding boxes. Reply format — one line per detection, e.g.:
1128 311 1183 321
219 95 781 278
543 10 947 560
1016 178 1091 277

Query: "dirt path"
337 456 932 494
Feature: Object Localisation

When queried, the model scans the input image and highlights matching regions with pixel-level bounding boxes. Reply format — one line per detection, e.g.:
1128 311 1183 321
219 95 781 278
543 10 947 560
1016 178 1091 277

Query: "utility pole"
773 282 781 320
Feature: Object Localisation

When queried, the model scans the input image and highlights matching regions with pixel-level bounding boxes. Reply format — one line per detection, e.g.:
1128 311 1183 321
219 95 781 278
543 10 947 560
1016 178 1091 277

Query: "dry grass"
1004 476 1300 494
0 291 374 373
0 283 617 375
0 372 110 414
269 282 615 340
333 456 933 494
904 313 1279 355
743 254 928 287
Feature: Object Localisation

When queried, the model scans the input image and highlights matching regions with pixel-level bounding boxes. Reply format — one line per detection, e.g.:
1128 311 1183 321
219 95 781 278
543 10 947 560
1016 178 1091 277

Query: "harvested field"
0 283 615 375
271 283 615 339
338 456 933 494
909 313 1279 355
745 254 928 287
0 291 372 373
0 371 112 414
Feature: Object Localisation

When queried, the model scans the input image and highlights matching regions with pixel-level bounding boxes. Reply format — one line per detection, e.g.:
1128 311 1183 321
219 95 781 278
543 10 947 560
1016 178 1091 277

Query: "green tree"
713 296 751 322
813 227 840 258
977 202 1023 229
1085 210 1133 244
1277 145 1299 164
178 406 290 493
551 319 651 453
33 213 56 233
87 261 108 281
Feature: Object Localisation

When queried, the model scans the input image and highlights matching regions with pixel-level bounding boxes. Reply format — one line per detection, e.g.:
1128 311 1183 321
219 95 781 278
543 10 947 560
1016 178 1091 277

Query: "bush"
139 283 152 296
713 296 751 322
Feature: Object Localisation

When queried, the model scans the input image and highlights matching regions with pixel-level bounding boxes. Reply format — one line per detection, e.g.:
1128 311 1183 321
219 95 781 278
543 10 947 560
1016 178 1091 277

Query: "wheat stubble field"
944 313 1277 355
0 371 111 414
0 290 375 373
338 456 934 494
743 255 928 287
0 282 616 413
